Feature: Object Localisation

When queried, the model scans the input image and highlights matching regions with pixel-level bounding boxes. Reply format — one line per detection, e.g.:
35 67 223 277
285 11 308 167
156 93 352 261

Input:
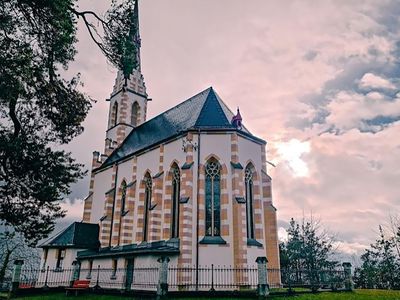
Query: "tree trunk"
0 249 12 283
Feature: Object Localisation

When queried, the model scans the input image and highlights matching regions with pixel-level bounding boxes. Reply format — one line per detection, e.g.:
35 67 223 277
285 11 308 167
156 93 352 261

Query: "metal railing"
168 265 258 290
17 265 348 292
279 268 347 290
19 267 73 288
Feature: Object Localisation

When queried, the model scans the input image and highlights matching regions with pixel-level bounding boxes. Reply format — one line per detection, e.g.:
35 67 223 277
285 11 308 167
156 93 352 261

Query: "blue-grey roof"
77 239 180 259
100 87 258 169
39 222 100 249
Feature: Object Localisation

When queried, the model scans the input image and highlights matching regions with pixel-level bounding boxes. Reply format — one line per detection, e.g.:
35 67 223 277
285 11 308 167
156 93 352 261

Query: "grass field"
3 289 400 300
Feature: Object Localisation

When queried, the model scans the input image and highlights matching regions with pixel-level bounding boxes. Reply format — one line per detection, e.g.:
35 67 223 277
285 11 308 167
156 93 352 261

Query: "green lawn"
6 290 400 299
283 290 400 299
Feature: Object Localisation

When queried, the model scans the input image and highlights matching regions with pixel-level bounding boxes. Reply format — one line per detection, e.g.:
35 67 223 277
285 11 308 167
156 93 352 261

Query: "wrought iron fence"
16 265 348 293
19 267 74 288
168 265 258 290
280 268 347 290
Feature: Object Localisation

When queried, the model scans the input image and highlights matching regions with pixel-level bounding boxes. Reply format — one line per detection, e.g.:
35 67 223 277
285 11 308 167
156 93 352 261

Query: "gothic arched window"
205 159 221 236
111 102 118 127
131 102 140 127
143 173 152 242
245 164 255 239
171 165 180 238
120 180 127 214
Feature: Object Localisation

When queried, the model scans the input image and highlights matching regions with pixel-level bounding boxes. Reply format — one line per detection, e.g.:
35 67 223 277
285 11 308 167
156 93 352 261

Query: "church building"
40 0 280 288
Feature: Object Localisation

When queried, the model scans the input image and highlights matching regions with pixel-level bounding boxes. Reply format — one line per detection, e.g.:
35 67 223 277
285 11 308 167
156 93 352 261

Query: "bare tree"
388 215 400 259
0 225 40 288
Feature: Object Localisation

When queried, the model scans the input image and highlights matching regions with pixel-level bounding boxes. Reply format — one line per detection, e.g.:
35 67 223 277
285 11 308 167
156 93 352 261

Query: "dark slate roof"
100 87 261 170
77 239 180 259
39 222 100 249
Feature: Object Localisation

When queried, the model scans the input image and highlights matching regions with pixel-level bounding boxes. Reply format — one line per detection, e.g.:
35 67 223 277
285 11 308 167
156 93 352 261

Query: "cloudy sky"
61 0 400 258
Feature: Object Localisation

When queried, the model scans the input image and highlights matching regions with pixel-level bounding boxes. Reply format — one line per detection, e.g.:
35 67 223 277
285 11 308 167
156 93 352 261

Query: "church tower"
105 0 148 155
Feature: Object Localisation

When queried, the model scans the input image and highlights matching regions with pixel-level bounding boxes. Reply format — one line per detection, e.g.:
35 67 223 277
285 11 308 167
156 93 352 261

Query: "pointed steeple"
231 107 243 129
122 0 141 79
131 0 141 72
195 88 231 128
105 0 148 153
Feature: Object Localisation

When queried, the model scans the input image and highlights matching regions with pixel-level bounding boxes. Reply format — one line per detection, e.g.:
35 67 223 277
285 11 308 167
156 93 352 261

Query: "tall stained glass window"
121 180 127 214
245 165 255 239
143 173 152 242
171 165 180 238
205 160 221 236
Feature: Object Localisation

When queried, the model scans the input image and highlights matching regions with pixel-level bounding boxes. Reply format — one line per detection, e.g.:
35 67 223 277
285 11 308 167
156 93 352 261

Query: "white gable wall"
198 132 234 266
238 135 267 266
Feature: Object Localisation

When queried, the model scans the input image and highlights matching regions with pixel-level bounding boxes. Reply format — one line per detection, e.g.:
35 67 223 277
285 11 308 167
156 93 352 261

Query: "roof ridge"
71 222 77 245
195 88 231 127
102 87 212 166
39 222 76 247
212 89 251 133
130 87 212 132
99 87 258 170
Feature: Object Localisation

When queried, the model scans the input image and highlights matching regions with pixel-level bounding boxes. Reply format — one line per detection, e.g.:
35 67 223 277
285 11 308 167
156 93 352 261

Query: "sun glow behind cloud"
276 139 311 178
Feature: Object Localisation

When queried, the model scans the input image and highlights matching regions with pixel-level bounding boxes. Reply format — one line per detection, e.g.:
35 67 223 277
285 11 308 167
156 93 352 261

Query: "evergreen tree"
282 218 338 271
354 225 400 289
280 218 338 288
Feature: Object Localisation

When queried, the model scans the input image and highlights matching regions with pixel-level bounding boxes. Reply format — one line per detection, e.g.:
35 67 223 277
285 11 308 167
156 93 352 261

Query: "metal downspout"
109 163 119 247
195 129 201 290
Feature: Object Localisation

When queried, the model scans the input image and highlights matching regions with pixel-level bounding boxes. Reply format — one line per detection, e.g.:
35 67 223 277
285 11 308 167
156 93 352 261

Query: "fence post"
10 259 24 294
157 256 170 298
43 266 50 289
210 264 215 291
256 257 269 298
70 260 81 287
342 262 353 291
287 269 293 295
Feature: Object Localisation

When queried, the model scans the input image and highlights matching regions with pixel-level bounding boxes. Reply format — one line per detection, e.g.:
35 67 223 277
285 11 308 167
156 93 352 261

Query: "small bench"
19 283 34 289
65 280 90 296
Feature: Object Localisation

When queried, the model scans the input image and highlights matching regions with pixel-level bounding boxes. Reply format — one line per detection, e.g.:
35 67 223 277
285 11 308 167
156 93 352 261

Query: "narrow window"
111 259 117 279
121 180 127 214
205 160 221 236
55 248 65 270
42 249 48 270
131 102 140 127
143 173 152 242
245 165 255 239
111 102 118 127
87 260 93 279
171 165 180 238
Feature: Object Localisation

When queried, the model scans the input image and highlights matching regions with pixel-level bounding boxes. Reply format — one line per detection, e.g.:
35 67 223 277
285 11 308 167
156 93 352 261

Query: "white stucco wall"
40 248 81 270
237 135 263 174
81 130 269 270
90 167 113 224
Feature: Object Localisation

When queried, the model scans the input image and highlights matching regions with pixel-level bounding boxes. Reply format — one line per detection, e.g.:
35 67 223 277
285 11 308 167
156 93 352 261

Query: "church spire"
231 107 243 129
122 0 141 79
130 0 141 73
104 0 148 154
